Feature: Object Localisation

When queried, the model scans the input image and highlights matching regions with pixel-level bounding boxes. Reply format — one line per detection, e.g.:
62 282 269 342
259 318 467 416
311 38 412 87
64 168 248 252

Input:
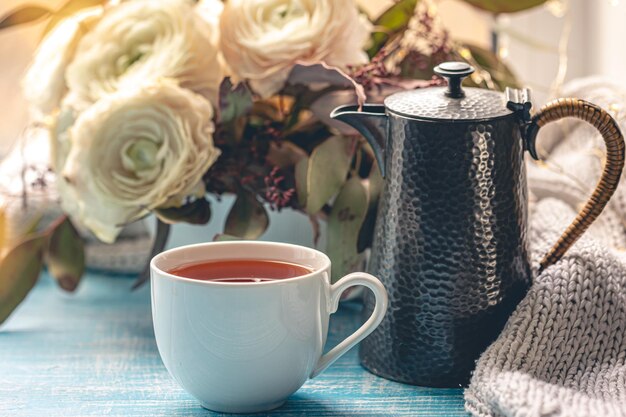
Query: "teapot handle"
526 98 625 272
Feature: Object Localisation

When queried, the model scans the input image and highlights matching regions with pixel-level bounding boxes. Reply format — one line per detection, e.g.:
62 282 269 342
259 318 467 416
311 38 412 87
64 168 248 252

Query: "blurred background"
1 0 625 156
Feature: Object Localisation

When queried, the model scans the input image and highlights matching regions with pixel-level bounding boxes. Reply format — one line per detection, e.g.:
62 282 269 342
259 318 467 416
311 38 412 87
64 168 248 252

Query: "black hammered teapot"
331 61 625 387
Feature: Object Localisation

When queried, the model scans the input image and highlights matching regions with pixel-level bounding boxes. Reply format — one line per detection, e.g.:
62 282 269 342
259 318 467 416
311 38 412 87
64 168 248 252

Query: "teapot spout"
330 104 388 177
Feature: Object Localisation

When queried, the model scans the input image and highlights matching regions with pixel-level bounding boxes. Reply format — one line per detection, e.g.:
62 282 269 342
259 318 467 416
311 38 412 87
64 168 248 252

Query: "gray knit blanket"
465 78 626 417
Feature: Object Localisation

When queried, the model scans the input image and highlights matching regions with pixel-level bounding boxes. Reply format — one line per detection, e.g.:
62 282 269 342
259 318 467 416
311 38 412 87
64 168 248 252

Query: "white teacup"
150 241 388 413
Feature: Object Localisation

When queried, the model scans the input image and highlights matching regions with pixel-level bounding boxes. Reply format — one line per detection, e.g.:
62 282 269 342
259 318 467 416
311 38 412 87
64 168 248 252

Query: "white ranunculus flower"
219 0 372 98
22 7 102 117
60 81 220 243
195 0 224 45
65 0 224 111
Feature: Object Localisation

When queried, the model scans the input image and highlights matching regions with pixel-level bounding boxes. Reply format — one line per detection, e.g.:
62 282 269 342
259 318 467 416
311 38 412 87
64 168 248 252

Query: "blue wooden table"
0 272 468 416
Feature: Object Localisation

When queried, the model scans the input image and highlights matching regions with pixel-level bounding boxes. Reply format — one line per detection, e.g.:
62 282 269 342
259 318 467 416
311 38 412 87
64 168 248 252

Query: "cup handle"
310 272 388 378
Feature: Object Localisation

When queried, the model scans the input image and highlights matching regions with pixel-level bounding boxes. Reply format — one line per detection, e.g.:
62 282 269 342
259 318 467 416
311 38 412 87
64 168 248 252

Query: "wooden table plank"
0 272 468 416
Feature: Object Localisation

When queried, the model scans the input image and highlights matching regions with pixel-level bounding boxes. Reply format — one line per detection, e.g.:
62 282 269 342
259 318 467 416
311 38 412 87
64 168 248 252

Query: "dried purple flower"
264 166 295 211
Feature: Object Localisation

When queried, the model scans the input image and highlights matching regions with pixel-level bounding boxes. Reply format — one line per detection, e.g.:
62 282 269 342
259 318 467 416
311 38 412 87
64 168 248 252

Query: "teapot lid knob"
433 61 475 99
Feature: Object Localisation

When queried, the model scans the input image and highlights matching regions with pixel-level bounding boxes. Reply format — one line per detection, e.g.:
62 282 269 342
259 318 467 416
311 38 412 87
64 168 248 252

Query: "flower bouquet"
0 0 529 324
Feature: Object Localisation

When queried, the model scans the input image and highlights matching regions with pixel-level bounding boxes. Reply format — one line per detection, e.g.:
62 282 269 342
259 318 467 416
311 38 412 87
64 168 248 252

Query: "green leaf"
42 0 106 37
155 198 212 225
218 77 253 124
0 235 46 325
251 100 284 123
46 217 85 292
460 43 519 90
298 136 354 214
266 141 307 169
0 5 51 30
213 234 242 242
287 63 367 107
365 162 384 210
357 162 384 253
461 0 546 13
367 0 418 57
133 219 170 290
326 177 369 283
224 192 269 239
295 156 309 208
308 214 322 247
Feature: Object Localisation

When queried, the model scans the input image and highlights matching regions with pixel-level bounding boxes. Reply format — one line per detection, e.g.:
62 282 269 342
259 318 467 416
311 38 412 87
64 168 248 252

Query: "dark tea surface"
167 259 312 283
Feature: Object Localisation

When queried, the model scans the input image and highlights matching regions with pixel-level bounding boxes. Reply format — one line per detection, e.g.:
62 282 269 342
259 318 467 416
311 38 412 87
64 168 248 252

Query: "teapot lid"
384 62 513 121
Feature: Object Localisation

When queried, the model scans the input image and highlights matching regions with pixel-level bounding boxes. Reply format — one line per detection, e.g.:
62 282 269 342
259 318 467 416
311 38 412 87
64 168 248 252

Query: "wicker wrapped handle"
526 98 625 272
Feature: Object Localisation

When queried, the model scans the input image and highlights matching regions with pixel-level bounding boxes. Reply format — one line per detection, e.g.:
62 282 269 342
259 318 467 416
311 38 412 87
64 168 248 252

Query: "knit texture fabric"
464 78 626 417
